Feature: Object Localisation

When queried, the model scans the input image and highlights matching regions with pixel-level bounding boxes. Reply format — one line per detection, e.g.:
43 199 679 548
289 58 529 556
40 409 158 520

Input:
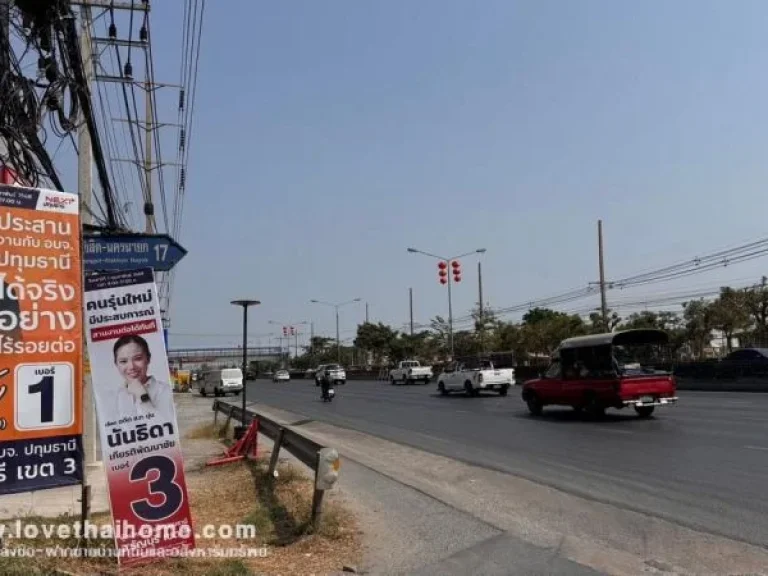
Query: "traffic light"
290 326 296 336
452 260 461 283
282 326 288 337
438 261 448 285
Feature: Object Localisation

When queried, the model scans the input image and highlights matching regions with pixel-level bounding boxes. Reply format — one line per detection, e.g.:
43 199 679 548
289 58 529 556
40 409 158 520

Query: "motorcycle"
321 385 335 402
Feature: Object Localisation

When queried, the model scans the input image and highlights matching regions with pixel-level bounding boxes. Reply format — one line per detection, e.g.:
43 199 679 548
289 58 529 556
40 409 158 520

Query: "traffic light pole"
407 247 486 361
447 267 454 359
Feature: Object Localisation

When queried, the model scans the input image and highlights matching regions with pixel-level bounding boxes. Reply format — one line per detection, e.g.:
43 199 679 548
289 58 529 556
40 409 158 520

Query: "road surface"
241 378 768 550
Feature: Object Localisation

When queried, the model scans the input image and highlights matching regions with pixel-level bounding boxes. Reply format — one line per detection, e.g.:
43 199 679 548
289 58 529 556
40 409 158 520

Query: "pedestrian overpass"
167 346 284 369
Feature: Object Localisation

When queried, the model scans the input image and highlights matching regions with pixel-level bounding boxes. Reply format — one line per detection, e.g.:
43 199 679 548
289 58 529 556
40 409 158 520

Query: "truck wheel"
585 393 605 418
390 377 396 386
438 382 447 396
499 385 509 397
635 406 655 418
526 394 543 416
464 381 477 397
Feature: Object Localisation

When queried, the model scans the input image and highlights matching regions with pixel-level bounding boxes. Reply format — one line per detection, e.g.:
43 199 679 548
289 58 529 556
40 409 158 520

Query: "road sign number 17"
154 244 168 262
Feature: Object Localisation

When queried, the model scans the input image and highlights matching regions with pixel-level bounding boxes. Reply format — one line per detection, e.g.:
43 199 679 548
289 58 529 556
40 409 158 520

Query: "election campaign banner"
83 268 195 565
0 184 83 495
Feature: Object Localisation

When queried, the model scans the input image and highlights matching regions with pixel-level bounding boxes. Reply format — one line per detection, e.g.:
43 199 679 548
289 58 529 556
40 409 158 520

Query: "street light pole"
310 298 362 365
231 299 260 440
407 247 486 360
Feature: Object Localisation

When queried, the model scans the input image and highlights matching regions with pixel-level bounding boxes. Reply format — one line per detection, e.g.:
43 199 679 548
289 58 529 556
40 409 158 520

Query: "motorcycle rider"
321 374 331 400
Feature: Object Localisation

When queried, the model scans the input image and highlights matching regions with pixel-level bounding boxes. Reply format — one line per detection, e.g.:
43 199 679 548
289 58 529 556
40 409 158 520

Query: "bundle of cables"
0 0 80 189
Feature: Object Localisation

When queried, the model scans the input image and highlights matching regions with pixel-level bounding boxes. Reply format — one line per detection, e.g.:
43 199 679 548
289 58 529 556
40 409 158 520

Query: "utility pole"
144 78 153 232
409 288 414 336
478 261 484 352
78 5 97 468
598 219 608 331
1 1 10 169
365 302 369 323
0 0 9 85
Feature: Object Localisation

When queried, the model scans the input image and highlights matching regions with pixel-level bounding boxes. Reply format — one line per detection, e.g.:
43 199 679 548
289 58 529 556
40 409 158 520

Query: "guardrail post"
268 428 285 478
311 458 325 531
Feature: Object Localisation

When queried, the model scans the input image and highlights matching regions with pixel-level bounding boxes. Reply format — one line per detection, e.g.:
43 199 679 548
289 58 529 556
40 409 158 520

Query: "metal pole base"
233 425 247 440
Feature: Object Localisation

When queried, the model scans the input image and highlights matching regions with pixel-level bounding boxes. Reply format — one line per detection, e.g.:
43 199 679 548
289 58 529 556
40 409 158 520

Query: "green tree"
354 322 398 364
682 299 713 358
744 277 768 340
709 287 751 352
588 310 621 333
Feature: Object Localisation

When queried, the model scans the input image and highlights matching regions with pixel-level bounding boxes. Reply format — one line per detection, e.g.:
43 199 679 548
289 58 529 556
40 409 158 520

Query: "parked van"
198 368 243 397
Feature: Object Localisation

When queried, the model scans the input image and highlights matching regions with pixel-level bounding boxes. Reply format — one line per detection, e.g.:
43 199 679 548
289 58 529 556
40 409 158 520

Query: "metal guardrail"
211 399 340 529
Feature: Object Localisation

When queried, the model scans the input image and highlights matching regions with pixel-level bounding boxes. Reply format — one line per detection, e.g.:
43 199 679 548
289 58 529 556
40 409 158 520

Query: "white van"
198 368 243 397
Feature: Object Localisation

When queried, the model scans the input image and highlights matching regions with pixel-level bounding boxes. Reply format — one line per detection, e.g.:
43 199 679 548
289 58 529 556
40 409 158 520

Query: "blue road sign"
83 233 187 272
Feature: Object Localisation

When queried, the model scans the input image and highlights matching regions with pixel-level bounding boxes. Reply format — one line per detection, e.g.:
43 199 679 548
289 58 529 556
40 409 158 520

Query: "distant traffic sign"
83 233 187 272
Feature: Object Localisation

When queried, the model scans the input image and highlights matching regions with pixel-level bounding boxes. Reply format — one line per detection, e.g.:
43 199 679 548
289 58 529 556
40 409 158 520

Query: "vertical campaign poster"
84 268 195 565
0 184 83 495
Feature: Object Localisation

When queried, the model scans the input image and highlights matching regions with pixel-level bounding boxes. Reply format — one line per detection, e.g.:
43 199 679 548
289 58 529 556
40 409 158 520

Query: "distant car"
437 357 514 396
317 364 346 386
716 348 768 378
389 360 433 385
273 370 290 382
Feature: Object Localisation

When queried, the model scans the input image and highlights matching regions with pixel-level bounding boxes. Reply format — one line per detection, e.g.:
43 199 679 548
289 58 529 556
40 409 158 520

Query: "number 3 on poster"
130 455 184 522
15 363 74 430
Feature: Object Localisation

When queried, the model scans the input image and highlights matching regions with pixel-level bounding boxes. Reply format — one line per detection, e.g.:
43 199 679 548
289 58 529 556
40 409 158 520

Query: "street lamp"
407 247 486 359
230 299 260 440
310 298 362 363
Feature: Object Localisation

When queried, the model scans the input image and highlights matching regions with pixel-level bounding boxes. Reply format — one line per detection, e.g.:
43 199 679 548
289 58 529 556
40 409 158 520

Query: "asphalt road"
242 378 768 550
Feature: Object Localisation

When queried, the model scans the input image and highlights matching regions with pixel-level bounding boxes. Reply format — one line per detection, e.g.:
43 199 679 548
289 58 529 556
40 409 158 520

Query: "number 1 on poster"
15 363 74 430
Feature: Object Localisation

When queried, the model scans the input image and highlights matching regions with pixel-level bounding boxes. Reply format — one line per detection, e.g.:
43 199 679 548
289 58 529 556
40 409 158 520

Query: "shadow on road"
512 408 650 424
429 392 509 400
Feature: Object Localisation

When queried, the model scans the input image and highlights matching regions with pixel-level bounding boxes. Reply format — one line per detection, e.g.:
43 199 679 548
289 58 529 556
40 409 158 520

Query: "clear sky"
97 0 768 348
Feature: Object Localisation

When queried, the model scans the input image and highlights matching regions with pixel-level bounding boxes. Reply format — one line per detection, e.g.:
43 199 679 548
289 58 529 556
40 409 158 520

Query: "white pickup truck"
437 358 514 396
389 360 433 385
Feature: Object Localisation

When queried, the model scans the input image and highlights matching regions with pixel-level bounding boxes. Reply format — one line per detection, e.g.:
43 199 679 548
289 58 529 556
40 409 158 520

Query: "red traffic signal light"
452 260 461 282
282 326 288 336
290 326 296 335
438 261 448 284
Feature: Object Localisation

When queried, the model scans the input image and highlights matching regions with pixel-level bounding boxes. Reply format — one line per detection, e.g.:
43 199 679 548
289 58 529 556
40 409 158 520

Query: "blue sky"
73 1 768 348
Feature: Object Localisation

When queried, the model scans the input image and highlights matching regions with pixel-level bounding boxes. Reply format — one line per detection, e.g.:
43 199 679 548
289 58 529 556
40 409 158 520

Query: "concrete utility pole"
598 219 608 331
78 5 98 467
144 79 153 232
478 261 484 352
0 0 9 84
0 1 9 167
409 288 414 336
365 302 369 323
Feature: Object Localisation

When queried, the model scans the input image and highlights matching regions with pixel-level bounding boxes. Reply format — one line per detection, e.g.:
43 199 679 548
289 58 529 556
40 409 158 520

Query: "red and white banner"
84 268 195 565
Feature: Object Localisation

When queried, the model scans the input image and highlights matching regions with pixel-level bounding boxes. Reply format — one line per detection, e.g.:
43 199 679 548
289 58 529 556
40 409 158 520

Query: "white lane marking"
455 410 469 414
744 445 768 451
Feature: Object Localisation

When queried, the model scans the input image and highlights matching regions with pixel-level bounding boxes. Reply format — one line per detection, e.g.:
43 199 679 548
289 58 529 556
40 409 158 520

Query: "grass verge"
0 424 361 575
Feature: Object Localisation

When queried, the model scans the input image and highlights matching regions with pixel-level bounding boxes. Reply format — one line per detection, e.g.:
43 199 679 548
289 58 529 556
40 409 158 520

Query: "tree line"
287 277 768 369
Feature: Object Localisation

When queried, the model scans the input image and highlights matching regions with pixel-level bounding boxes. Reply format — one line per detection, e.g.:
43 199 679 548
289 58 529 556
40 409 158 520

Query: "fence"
211 399 340 529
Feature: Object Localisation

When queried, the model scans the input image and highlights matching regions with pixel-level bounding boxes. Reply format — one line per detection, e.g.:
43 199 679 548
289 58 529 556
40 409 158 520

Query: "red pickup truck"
521 329 678 418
